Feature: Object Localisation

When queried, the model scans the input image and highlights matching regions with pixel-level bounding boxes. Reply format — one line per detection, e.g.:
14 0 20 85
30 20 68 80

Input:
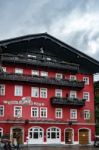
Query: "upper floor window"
40 71 48 77
70 75 76 81
31 87 39 98
40 88 47 98
56 73 63 80
83 92 89 101
14 85 23 96
15 68 23 74
0 128 3 138
40 107 47 118
70 91 77 98
55 108 62 118
55 89 62 97
2 67 6 72
32 70 39 76
0 84 5 96
84 110 90 120
31 107 38 117
0 106 4 117
14 106 22 118
70 109 77 119
83 77 89 85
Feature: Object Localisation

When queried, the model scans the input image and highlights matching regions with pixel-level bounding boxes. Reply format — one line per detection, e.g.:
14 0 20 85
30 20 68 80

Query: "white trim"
83 92 90 102
0 84 5 96
14 106 22 118
70 91 77 98
70 109 77 119
83 77 89 85
40 88 47 98
55 89 62 97
70 75 77 81
55 108 63 118
14 85 23 96
40 107 47 118
31 107 39 117
56 73 63 80
15 68 23 74
31 87 39 98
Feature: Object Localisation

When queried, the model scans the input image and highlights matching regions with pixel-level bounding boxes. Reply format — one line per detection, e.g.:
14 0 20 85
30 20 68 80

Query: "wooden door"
79 129 89 144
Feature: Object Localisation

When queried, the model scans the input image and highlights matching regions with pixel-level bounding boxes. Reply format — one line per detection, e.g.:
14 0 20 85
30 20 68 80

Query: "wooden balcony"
2 55 79 72
0 73 84 89
50 97 86 107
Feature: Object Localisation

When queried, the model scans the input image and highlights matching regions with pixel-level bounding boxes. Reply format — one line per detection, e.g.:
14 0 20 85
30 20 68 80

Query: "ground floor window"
47 127 60 139
29 127 43 139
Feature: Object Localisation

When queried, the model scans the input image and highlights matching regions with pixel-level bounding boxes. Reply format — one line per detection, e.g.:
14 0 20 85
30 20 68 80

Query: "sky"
0 0 99 80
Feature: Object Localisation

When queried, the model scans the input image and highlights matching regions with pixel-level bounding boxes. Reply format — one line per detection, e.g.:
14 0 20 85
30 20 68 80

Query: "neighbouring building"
94 81 99 136
0 33 99 145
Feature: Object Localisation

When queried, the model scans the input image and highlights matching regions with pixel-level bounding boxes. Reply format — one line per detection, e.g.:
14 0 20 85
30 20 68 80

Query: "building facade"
94 81 99 136
0 33 99 145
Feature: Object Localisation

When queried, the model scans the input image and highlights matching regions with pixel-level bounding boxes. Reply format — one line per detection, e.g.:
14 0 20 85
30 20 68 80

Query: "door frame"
78 128 91 144
64 128 74 144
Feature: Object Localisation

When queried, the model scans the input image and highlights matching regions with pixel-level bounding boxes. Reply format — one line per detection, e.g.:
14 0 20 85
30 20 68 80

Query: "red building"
0 33 99 145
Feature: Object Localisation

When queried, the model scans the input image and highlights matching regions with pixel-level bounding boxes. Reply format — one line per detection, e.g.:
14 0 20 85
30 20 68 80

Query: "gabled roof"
0 33 99 74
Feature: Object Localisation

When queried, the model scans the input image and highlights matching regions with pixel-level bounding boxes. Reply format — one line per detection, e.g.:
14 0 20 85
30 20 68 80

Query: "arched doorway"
65 128 73 144
79 129 89 144
28 127 44 144
11 127 23 144
46 127 61 144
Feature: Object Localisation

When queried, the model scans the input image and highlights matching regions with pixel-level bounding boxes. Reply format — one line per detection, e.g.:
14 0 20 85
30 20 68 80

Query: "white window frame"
15 68 23 74
0 105 4 117
14 106 22 118
31 70 39 76
55 89 62 97
40 88 47 98
31 87 39 98
83 92 89 101
0 84 5 96
2 67 6 72
56 73 63 80
70 109 77 119
40 71 48 77
55 108 62 118
83 77 89 85
70 75 76 81
84 110 90 120
70 91 77 98
31 107 39 117
40 107 47 118
14 85 23 96
0 128 3 138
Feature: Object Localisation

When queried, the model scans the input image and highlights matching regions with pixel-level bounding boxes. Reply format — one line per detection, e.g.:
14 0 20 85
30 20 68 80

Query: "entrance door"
12 128 23 144
79 129 89 144
65 129 73 144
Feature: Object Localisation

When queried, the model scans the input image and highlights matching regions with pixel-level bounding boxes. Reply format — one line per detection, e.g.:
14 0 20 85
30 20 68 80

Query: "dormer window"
32 70 39 76
70 75 76 81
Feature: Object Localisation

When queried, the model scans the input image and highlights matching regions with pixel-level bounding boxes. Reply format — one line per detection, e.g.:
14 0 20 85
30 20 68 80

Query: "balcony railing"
0 73 84 89
2 55 79 72
50 97 86 106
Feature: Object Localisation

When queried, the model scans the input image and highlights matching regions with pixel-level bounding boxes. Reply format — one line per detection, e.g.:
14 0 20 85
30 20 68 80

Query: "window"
41 71 48 77
14 106 22 118
55 108 62 118
2 67 6 72
14 85 23 96
70 91 77 98
47 127 60 139
55 89 62 97
70 75 76 81
0 128 3 138
84 110 90 120
40 107 47 118
40 88 47 98
83 77 89 85
0 106 4 116
31 107 38 117
56 73 63 80
83 92 89 101
31 87 39 97
0 84 5 96
70 109 77 119
15 68 23 74
32 70 39 76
